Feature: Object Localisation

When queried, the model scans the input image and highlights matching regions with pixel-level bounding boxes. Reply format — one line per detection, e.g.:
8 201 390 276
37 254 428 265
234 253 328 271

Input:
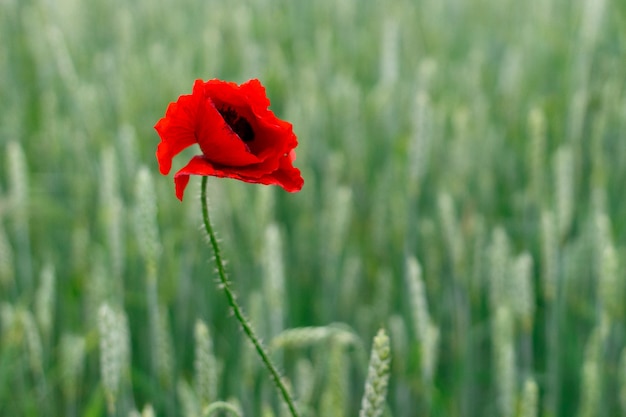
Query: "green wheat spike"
177 378 201 417
407 89 432 183
321 183 352 283
98 303 131 415
6 141 32 288
194 319 219 407
599 242 622 321
0 222 15 290
470 214 487 300
577 315 609 417
262 403 276 417
6 141 28 229
262 223 285 339
593 213 611 273
405 256 439 383
17 307 48 403
294 358 315 406
241 291 264 386
59 334 86 412
372 268 393 325
528 106 547 204
141 404 156 417
553 145 574 240
378 17 399 86
618 347 626 414
116 125 140 180
84 254 109 330
154 297 174 388
0 303 16 345
567 88 587 147
492 306 515 417
99 147 124 286
519 377 539 417
45 23 79 88
359 328 391 417
19 308 44 380
512 252 535 333
253 185 275 245
541 209 559 417
320 339 348 417
594 213 620 317
437 192 464 272
338 256 362 318
128 404 156 417
387 315 408 374
487 227 511 311
540 210 558 301
34 263 55 344
133 167 162 279
579 0 607 52
136 167 173 389
70 225 90 281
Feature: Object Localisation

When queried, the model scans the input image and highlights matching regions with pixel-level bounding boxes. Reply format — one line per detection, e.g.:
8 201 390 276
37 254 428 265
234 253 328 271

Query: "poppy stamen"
218 107 255 143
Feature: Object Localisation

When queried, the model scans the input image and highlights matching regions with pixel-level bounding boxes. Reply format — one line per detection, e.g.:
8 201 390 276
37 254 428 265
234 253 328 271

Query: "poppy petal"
256 154 304 192
173 155 215 201
195 98 262 167
155 93 200 175
239 78 271 110
203 80 250 110
212 153 303 192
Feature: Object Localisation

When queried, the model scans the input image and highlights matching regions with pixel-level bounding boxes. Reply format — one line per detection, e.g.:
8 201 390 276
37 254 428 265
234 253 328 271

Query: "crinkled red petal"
173 156 211 201
254 154 304 192
174 153 303 200
154 93 200 175
239 79 271 110
196 97 262 167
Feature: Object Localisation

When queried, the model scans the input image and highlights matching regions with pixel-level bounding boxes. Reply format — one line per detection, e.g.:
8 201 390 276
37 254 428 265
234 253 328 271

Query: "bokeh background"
1 0 625 416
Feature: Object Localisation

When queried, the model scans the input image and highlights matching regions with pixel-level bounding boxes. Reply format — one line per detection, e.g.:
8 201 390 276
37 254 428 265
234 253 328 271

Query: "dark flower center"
218 107 254 143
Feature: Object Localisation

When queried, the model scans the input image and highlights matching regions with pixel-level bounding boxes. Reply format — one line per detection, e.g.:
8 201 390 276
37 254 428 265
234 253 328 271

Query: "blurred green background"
1 0 625 415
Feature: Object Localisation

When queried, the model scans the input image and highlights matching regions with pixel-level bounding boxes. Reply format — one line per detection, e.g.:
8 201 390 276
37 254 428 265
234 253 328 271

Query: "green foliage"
1 0 625 415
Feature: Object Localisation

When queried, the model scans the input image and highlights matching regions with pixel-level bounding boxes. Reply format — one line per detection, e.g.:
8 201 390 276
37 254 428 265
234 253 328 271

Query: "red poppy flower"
155 78 303 200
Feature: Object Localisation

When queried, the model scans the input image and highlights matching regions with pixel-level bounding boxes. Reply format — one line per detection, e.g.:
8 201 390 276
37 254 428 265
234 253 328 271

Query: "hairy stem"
200 176 299 417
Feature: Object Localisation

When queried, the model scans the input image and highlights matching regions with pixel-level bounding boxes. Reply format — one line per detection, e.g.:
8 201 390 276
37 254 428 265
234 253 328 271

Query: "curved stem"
200 176 300 417
203 401 242 417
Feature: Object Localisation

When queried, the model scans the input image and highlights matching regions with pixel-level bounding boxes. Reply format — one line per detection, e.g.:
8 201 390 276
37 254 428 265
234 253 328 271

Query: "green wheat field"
1 0 626 415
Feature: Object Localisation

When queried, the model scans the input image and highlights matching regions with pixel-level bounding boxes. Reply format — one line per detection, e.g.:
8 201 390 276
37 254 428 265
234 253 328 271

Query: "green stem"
200 176 300 417
203 401 242 417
